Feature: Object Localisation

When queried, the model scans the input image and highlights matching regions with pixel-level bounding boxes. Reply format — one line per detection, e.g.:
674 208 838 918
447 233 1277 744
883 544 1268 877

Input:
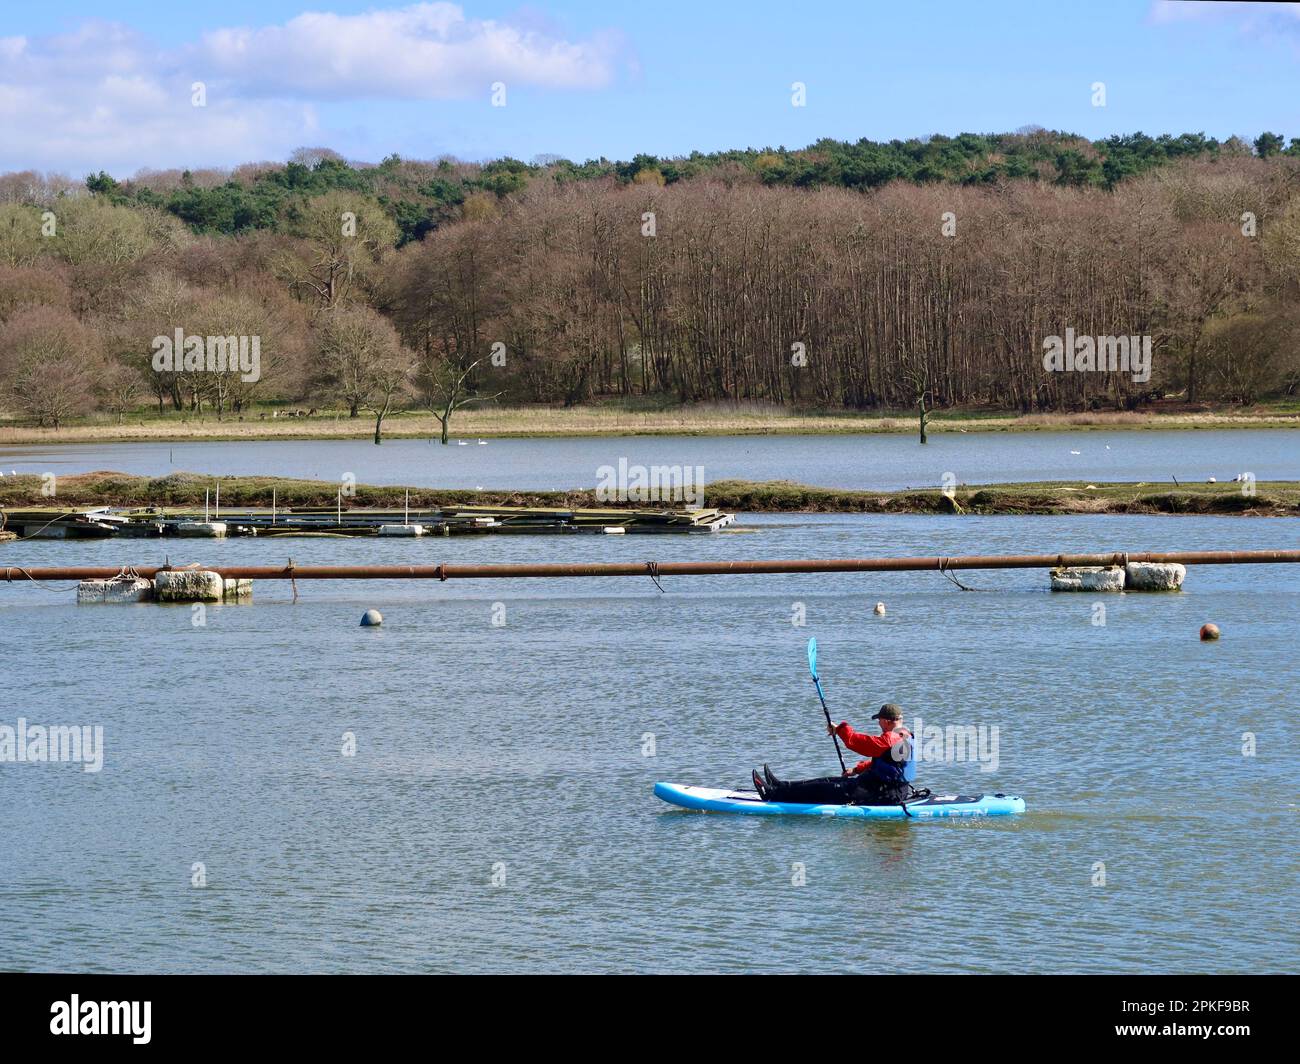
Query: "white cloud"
196 3 624 98
0 6 629 175
1149 1 1300 34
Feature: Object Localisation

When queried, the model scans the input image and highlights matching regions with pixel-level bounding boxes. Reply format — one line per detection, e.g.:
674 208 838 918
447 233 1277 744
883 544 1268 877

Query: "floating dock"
0 503 737 539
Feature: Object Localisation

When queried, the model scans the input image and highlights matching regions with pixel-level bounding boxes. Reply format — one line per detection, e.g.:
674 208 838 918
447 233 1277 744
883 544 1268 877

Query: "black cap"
870 704 902 721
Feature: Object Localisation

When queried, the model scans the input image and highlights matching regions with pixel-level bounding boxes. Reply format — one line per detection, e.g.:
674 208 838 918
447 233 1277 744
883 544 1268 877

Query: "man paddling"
753 704 917 806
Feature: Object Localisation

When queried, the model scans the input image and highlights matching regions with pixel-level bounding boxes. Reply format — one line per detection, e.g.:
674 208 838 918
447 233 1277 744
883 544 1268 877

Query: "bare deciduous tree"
0 306 98 428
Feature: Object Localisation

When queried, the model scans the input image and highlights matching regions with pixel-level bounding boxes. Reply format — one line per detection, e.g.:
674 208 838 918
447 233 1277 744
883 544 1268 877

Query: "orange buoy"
1199 623 1221 641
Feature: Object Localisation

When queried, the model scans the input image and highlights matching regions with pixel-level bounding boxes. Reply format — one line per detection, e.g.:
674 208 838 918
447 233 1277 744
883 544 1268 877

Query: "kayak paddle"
807 637 848 774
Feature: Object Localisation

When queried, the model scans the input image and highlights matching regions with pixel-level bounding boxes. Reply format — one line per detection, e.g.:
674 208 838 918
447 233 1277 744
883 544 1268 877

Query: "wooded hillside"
2 131 1298 429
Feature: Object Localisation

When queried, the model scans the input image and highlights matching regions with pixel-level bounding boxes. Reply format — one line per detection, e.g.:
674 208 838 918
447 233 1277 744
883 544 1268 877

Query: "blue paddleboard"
654 782 1025 819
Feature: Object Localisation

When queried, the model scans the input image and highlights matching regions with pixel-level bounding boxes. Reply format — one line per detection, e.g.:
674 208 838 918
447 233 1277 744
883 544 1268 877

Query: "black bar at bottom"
0 973 1284 1050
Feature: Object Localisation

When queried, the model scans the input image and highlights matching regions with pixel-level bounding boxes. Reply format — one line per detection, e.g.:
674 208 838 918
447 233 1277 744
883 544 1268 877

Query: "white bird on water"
457 440 468 446
1070 450 1081 455
477 439 487 445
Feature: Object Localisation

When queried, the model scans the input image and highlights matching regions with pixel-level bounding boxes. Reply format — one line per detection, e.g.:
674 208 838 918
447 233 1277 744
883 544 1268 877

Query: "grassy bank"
706 479 1300 516
2 401 1299 444
2 472 1297 517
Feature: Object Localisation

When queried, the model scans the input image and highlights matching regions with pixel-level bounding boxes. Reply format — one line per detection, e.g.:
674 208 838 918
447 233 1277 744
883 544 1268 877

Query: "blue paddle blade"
807 637 818 680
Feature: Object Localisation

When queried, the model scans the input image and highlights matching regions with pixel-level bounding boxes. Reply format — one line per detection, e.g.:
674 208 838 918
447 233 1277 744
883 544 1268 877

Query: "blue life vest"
867 729 916 783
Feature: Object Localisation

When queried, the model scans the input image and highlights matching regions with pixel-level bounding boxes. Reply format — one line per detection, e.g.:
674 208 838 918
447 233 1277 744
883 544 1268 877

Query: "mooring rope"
937 555 981 592
646 561 665 593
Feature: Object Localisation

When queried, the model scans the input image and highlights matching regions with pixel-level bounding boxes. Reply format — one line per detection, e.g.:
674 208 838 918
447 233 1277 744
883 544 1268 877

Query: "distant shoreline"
1 404 1298 445
2 473 1296 517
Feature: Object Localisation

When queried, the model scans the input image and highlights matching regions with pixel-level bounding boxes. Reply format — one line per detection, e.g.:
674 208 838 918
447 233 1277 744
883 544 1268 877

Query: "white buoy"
874 602 886 615
360 609 383 627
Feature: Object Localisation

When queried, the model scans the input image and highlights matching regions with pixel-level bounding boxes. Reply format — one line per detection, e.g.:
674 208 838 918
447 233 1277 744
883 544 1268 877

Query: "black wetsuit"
763 773 911 806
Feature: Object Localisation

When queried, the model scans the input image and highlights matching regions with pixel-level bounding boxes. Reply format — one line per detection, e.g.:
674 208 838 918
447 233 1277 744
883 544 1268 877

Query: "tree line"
1 137 1298 437
12 130 1295 246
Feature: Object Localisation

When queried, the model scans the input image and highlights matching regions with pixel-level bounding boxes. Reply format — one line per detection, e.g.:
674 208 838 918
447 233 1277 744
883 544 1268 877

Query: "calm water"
2 512 1297 973
1 428 1297 490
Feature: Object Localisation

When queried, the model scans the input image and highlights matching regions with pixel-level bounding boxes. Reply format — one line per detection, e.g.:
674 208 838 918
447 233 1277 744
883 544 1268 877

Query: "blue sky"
2 0 1298 175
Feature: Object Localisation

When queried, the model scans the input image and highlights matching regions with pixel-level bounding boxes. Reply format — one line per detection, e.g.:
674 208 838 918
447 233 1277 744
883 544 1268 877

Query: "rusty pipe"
5 549 1300 584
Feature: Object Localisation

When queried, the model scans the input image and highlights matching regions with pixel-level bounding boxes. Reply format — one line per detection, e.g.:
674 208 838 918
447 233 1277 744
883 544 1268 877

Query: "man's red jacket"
834 722 912 775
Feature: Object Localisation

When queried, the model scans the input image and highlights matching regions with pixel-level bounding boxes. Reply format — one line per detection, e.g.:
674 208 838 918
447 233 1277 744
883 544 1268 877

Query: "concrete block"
77 577 154 604
222 578 253 601
155 569 223 602
1050 566 1126 592
1125 562 1186 591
